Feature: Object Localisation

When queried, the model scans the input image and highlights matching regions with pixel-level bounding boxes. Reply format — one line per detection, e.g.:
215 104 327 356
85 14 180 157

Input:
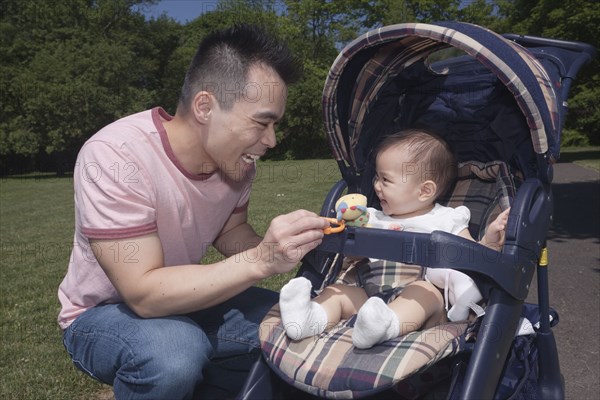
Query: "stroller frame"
239 22 596 400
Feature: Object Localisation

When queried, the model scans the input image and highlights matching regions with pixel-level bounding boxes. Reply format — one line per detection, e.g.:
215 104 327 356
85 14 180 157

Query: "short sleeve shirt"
57 108 254 329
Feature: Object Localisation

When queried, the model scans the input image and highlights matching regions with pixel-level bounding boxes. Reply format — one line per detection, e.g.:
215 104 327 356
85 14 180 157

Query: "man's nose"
262 125 277 148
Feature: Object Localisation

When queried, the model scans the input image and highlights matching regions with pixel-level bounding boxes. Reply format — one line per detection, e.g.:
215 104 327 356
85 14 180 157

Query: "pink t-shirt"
57 107 254 329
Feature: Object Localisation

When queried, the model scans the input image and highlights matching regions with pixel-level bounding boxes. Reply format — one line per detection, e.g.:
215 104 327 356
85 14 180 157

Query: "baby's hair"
375 129 457 199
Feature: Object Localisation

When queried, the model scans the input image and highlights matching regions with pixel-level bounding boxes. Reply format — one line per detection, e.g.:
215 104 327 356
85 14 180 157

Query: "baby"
279 129 510 348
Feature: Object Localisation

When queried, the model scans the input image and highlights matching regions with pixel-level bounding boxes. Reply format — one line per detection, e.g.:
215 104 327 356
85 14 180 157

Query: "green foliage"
1 0 178 160
566 74 600 145
561 129 591 147
271 60 332 160
497 0 600 142
1 0 597 174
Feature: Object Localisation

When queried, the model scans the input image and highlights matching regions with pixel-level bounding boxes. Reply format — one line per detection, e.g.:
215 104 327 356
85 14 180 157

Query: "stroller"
239 22 596 399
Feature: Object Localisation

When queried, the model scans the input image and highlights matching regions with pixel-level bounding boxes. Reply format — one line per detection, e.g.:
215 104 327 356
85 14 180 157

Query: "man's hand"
253 209 329 277
90 210 328 318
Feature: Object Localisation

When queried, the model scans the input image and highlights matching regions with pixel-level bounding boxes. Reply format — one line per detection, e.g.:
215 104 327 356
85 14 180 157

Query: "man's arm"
212 209 261 257
91 209 329 318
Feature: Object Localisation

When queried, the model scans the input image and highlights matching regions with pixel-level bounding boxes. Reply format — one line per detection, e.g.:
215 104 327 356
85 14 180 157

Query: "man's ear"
191 91 214 124
419 180 437 201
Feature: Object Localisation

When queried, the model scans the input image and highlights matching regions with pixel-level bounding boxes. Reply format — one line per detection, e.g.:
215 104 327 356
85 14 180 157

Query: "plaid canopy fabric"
322 22 559 171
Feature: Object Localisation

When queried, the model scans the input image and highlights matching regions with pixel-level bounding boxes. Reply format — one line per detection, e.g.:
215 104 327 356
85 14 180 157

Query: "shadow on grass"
1 172 73 180
558 148 600 163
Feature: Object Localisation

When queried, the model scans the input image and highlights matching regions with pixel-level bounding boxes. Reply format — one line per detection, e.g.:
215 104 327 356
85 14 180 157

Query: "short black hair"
178 24 301 112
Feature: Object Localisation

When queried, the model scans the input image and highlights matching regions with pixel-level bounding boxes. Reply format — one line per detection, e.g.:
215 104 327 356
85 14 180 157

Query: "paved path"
526 162 599 399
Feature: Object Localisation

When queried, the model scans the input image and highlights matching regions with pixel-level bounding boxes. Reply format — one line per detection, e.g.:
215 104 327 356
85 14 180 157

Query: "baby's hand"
490 208 510 232
481 208 510 250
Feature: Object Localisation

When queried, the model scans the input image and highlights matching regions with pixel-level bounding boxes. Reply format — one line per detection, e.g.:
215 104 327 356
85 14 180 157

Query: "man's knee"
115 316 212 398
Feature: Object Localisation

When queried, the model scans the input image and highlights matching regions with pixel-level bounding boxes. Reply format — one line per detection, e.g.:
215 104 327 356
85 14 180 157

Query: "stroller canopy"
323 22 562 179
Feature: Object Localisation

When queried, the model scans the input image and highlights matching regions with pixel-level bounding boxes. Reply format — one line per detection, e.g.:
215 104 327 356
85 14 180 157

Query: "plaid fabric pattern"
260 160 515 398
439 161 517 240
323 22 558 170
356 259 422 298
260 305 467 399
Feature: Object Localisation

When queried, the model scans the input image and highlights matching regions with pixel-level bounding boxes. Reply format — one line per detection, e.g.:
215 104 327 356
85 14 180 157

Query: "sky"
140 0 476 25
139 0 217 24
139 0 288 24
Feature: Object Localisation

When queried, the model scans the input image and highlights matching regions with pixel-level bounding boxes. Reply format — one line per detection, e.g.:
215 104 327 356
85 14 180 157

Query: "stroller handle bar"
503 33 597 59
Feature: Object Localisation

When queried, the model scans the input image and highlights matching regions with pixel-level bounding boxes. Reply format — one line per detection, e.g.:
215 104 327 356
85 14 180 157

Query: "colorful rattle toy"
323 193 370 234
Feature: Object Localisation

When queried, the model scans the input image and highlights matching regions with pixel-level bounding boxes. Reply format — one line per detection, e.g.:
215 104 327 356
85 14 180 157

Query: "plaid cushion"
439 160 516 240
260 305 467 399
355 259 422 298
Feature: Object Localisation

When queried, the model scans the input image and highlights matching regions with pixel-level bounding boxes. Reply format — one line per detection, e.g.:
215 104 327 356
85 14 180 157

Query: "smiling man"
58 25 328 399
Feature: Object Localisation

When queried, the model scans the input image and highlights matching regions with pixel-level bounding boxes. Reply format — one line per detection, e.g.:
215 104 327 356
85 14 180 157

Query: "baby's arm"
479 208 510 250
456 208 510 251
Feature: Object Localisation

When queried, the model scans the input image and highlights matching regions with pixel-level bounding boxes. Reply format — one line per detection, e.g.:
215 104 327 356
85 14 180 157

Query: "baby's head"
373 129 457 217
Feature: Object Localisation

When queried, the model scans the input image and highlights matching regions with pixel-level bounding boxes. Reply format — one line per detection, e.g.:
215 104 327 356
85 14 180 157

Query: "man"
58 24 328 399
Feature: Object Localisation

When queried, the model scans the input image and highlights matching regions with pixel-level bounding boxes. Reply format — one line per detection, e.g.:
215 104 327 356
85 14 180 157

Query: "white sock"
352 297 400 349
279 277 328 340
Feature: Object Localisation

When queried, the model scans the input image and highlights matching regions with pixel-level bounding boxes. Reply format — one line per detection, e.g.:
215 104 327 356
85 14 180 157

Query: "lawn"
0 159 341 399
559 146 600 171
2 151 596 398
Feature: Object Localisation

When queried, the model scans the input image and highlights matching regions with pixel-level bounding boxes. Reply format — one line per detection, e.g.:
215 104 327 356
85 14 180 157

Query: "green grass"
1 150 599 398
0 159 340 399
559 146 600 171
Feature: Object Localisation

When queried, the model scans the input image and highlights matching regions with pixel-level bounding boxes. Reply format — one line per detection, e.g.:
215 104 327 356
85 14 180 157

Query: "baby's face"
373 146 430 218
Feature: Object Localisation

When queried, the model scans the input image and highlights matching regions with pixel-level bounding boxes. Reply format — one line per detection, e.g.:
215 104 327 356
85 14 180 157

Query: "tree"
495 0 599 144
1 0 596 174
0 0 180 172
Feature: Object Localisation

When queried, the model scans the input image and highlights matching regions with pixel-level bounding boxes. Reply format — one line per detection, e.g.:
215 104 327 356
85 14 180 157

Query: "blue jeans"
63 287 277 399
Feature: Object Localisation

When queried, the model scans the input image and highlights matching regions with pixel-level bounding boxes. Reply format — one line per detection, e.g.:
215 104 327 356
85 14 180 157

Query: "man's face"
204 65 287 182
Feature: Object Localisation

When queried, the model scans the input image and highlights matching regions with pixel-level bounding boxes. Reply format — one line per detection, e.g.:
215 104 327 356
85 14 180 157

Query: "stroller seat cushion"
260 304 467 398
439 160 516 240
355 259 422 298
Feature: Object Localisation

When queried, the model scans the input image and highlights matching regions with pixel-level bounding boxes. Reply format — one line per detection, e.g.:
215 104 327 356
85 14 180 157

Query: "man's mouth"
242 154 260 164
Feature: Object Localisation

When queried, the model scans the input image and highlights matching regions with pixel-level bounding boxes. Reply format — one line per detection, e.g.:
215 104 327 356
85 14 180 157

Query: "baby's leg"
315 284 368 323
387 280 446 335
352 280 444 348
280 278 367 340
